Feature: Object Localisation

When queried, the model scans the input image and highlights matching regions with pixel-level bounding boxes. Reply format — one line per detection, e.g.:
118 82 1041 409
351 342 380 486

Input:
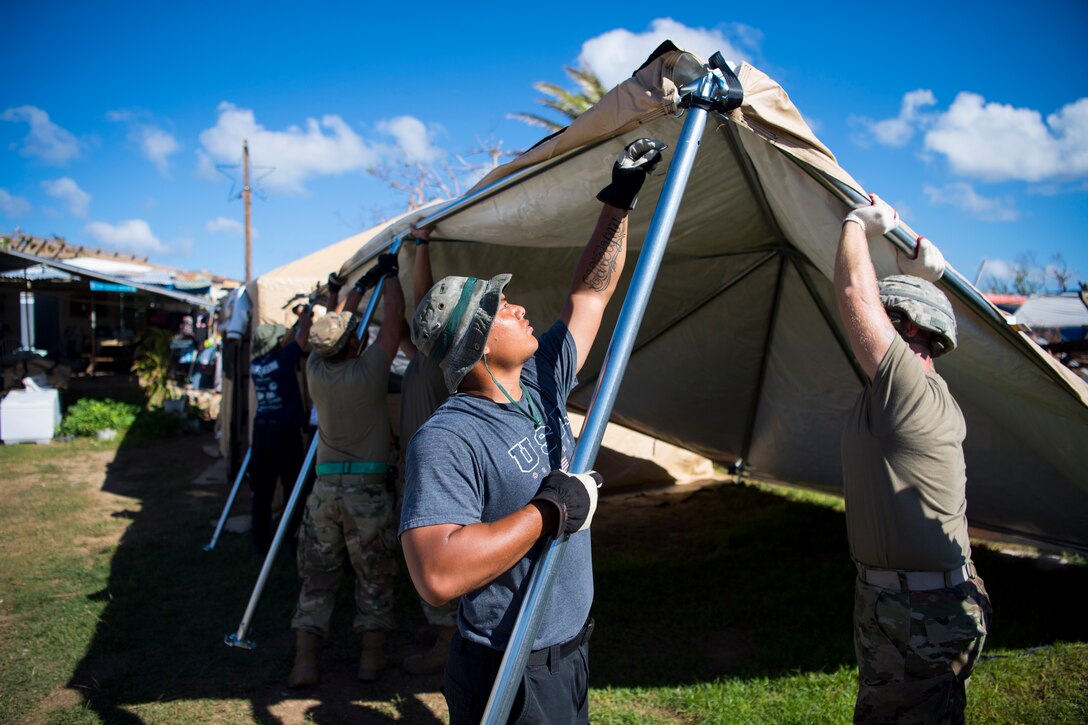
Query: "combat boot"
403 625 456 675
358 630 386 682
288 630 320 687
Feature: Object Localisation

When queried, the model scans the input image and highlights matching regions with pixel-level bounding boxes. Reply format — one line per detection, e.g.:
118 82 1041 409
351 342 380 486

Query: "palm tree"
508 62 607 132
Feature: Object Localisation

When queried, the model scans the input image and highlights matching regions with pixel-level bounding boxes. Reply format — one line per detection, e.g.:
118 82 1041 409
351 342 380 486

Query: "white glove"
897 235 946 282
843 193 898 239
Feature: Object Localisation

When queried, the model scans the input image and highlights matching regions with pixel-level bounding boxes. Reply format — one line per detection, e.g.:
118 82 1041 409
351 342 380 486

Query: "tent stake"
224 237 404 650
481 54 744 724
203 446 251 552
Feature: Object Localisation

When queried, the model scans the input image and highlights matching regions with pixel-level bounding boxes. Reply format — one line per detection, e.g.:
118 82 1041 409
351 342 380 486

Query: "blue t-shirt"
400 321 588 650
251 340 306 427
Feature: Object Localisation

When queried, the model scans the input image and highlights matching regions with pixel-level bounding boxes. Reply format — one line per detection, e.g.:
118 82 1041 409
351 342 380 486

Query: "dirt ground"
17 429 743 724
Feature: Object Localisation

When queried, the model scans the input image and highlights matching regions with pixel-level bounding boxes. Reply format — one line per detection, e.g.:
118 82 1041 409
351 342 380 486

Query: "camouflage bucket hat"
411 274 512 393
878 274 958 356
310 312 358 358
252 322 287 357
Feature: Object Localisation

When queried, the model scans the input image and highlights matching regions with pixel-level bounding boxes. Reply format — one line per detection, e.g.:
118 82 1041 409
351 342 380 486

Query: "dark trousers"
443 622 592 724
248 422 305 553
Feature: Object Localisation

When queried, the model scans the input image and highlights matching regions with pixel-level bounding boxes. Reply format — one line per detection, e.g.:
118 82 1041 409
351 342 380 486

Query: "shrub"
59 398 140 437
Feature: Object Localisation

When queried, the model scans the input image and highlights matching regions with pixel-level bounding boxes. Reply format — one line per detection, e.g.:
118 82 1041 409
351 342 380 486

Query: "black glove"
327 272 346 294
352 269 379 294
596 138 668 210
375 252 399 279
532 470 603 539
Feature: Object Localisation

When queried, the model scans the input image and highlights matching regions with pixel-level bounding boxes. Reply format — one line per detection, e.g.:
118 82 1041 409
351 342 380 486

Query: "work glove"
596 138 668 210
897 235 946 282
375 252 399 279
353 269 378 294
326 272 346 294
843 193 898 239
532 470 603 539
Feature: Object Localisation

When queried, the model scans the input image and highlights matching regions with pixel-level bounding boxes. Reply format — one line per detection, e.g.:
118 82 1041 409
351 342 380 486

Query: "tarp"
319 45 1086 551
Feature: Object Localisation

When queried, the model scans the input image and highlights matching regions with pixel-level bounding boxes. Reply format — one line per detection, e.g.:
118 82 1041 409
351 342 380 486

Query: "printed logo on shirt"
506 410 572 475
252 359 282 377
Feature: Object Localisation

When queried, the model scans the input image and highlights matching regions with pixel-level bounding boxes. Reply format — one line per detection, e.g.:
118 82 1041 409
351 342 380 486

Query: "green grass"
0 442 1085 724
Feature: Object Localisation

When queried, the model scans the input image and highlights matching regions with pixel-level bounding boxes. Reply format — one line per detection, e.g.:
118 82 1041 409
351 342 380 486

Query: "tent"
320 43 1087 552
221 207 718 484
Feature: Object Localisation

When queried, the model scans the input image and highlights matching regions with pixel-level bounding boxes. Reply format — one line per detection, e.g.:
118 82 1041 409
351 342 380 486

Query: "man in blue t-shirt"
400 138 666 724
249 313 311 554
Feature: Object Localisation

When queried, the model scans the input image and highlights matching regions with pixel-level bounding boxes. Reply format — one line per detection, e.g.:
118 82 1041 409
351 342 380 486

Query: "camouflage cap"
310 311 358 358
411 274 512 393
878 274 958 356
252 322 287 358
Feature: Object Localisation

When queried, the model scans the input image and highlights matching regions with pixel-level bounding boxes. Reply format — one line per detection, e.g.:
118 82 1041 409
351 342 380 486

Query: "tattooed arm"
560 203 629 371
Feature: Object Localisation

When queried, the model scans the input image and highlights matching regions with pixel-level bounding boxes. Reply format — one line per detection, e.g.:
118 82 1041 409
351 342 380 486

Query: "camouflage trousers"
853 573 991 724
291 474 398 636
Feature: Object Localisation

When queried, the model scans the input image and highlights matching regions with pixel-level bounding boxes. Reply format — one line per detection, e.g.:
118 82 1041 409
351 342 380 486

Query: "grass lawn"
0 431 1085 724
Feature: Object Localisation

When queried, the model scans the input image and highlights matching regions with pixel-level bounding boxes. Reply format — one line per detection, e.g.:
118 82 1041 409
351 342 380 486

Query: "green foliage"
509 61 607 132
58 397 139 437
130 327 174 408
126 408 186 443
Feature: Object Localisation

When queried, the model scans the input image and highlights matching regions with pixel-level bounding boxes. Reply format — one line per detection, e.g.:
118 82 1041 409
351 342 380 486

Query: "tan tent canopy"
323 43 1087 552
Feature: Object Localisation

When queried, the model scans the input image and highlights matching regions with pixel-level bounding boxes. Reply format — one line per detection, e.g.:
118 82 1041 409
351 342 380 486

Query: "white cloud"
41 177 91 218
206 215 257 238
923 182 1019 221
0 105 80 164
198 102 379 193
581 18 760 90
0 188 32 217
138 126 180 175
376 116 441 164
84 219 167 254
865 89 937 147
924 94 1088 182
106 110 180 175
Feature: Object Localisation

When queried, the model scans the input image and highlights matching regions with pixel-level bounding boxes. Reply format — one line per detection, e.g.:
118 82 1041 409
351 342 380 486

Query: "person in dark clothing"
249 312 312 554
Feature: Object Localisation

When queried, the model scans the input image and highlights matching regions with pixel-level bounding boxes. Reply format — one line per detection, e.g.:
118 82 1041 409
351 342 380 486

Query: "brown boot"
403 625 456 675
288 630 320 687
358 630 386 682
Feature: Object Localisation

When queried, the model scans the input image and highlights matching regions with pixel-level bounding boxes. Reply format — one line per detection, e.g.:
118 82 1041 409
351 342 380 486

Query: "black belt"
455 618 594 668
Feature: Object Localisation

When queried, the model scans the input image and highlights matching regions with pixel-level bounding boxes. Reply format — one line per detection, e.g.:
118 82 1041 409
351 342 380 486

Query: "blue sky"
2 2 1086 291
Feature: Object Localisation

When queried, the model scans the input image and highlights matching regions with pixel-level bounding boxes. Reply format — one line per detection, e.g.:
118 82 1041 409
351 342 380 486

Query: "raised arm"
834 194 899 381
560 138 667 371
409 222 435 310
372 252 404 361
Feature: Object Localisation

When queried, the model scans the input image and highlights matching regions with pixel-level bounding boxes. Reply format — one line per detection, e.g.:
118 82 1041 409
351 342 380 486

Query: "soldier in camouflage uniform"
288 253 404 687
834 195 991 724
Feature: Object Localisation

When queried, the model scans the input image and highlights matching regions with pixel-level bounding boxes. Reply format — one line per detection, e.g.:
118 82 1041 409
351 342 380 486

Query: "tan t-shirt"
399 352 449 448
841 335 972 571
307 345 391 466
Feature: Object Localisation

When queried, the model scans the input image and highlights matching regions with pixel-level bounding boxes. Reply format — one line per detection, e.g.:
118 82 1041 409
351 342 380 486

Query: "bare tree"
1009 253 1045 296
1049 252 1077 292
366 136 514 214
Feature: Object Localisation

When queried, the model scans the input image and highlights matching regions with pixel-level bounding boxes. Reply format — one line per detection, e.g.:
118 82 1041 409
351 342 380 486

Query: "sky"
2 2 1086 292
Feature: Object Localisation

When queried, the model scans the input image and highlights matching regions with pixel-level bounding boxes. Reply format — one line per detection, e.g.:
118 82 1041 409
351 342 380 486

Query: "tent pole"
481 55 744 724
203 446 252 552
740 254 787 461
224 237 404 650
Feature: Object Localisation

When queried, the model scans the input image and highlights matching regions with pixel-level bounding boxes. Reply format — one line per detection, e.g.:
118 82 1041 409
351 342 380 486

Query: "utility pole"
243 139 252 283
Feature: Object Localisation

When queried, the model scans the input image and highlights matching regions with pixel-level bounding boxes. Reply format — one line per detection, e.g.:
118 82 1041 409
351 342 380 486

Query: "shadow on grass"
63 433 1088 720
65 428 443 724
588 482 1088 689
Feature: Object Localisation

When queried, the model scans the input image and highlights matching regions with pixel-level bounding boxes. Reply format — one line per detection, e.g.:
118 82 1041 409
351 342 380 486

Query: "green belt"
315 461 388 476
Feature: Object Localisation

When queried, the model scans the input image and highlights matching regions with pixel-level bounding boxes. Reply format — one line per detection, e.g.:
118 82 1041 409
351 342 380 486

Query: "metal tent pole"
224 237 404 650
482 55 743 723
203 446 252 552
